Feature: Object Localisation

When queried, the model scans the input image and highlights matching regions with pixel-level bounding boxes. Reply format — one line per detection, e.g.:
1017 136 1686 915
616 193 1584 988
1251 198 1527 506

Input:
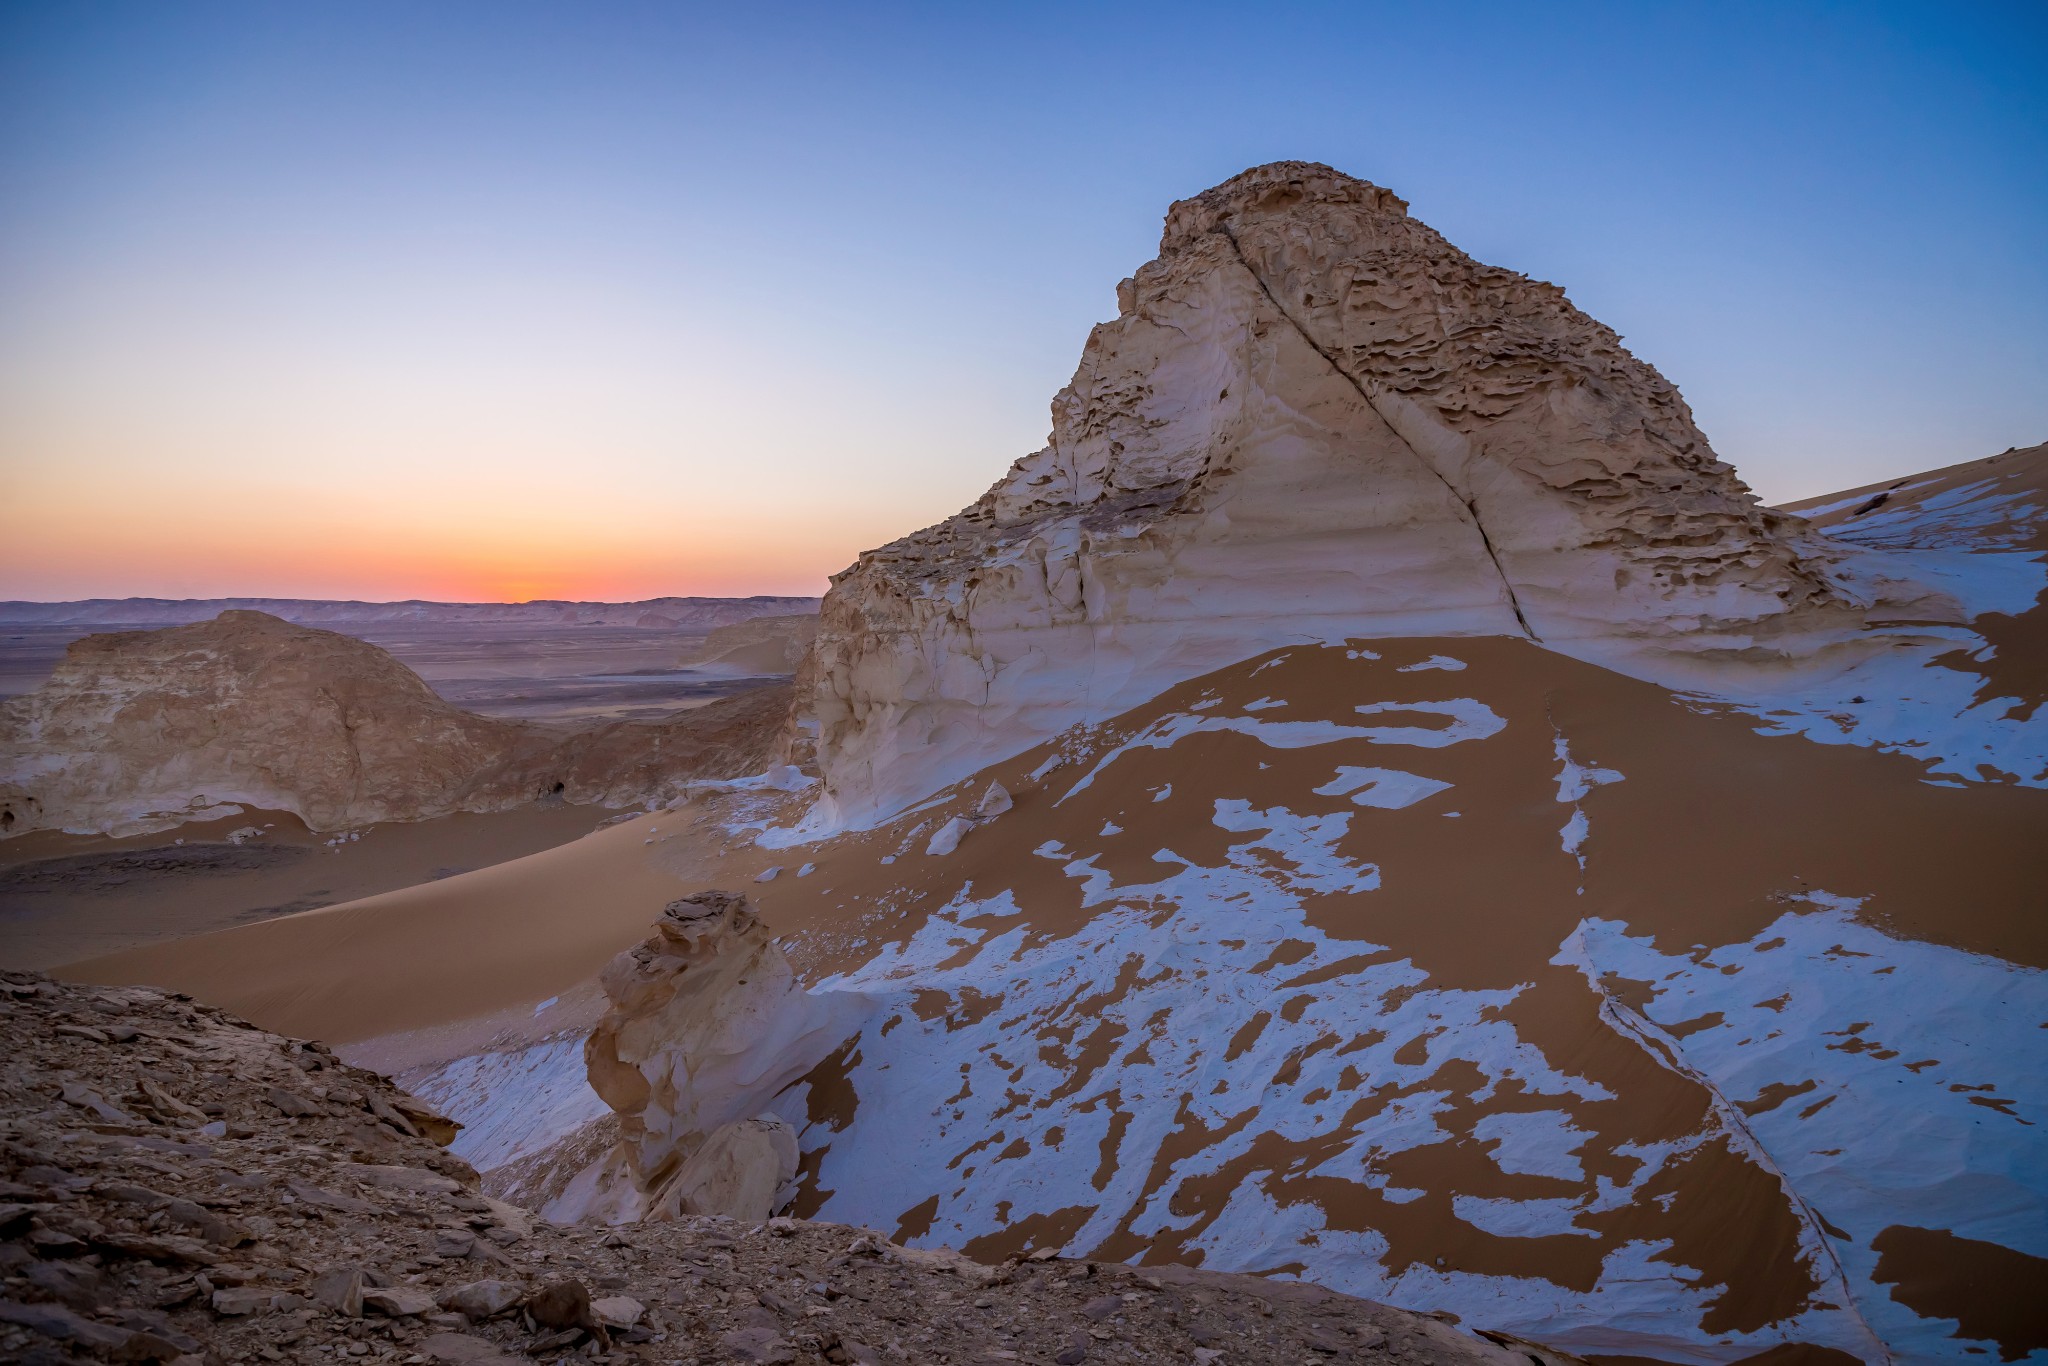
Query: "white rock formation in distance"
789 161 1954 826
0 610 793 836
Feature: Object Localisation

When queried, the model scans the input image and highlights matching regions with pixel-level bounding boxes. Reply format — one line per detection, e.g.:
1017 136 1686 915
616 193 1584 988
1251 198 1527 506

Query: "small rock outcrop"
0 612 793 837
509 681 794 814
562 892 862 1224
790 161 1952 823
684 613 820 676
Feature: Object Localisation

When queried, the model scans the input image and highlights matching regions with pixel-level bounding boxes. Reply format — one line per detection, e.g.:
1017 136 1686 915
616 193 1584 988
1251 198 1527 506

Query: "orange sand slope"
750 637 2044 1363
0 801 610 971
66 814 707 1043
1782 441 2048 546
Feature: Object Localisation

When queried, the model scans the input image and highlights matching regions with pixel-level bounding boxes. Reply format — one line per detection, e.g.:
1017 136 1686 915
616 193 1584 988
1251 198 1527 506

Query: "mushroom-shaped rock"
563 891 863 1223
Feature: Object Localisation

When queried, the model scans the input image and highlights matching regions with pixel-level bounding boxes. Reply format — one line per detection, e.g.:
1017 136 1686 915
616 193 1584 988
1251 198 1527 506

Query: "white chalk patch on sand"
1552 737 1624 805
1453 1195 1598 1239
1471 1109 1591 1181
1314 766 1453 810
1060 700 1504 803
409 1034 609 1173
1350 699 1506 747
1558 905 2048 1362
1551 731 1623 874
1708 633 2048 789
1704 475 2048 789
1823 478 2041 553
794 790 1890 1360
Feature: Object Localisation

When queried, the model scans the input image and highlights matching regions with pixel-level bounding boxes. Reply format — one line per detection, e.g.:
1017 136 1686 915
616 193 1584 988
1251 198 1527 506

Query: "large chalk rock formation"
795 161 1945 823
0 610 791 836
0 611 526 836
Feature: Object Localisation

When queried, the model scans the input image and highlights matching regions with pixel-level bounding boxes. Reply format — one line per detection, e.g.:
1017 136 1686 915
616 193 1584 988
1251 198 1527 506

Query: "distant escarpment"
0 594 819 630
0 611 789 837
792 160 1955 823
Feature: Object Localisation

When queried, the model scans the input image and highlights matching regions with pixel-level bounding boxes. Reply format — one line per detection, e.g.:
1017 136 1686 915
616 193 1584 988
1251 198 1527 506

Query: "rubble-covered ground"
1 971 1574 1366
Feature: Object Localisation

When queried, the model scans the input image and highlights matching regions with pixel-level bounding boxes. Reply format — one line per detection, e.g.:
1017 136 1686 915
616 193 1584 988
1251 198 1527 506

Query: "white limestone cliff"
789 161 1954 825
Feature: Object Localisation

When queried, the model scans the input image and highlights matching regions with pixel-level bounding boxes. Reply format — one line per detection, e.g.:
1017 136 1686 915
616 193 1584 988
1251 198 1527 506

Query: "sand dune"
66 812 713 1043
0 800 614 970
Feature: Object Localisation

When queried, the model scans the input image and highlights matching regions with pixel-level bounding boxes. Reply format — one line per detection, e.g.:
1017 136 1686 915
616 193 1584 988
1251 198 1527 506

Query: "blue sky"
2 1 2042 598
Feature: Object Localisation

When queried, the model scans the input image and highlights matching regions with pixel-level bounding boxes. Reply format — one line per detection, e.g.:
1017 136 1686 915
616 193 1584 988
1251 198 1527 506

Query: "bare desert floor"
0 800 624 970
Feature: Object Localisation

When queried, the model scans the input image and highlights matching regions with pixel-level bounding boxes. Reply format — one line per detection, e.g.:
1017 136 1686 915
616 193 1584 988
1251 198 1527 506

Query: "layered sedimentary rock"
794 161 1950 823
562 891 860 1223
518 682 794 812
0 611 791 836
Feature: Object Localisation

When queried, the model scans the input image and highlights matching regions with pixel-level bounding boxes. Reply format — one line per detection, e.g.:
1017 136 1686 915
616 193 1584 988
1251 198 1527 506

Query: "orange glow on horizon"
0 483 912 603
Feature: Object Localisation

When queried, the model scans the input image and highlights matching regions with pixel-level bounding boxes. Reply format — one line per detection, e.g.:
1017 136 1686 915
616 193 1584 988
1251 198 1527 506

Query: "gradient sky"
2 1 2043 602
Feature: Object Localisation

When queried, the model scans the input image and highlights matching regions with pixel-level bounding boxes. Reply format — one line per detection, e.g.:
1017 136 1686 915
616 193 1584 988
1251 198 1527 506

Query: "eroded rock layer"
795 161 1949 823
563 891 861 1224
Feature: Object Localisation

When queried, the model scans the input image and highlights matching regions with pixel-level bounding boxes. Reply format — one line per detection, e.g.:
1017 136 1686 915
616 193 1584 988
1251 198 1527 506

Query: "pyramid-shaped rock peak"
793 161 1940 823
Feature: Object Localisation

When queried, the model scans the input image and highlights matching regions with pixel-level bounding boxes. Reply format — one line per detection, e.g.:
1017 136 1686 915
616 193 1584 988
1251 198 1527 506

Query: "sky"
1 1 2043 603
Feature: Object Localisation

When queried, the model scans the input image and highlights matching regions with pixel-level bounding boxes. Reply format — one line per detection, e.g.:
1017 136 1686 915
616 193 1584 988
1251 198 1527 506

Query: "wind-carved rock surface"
0 611 791 837
793 161 1951 824
559 892 861 1225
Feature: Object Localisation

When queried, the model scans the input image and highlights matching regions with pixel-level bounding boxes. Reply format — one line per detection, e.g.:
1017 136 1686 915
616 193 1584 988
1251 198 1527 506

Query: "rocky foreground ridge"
0 970 1577 1365
0 612 791 838
791 160 1958 823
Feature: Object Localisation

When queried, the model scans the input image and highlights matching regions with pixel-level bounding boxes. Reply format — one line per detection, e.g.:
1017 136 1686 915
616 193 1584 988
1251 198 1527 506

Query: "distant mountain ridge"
0 595 819 630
